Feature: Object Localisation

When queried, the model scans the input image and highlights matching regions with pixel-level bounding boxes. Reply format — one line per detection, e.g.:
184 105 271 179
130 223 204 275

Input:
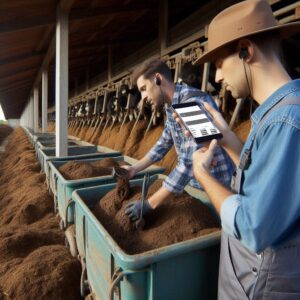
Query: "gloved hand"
125 199 153 221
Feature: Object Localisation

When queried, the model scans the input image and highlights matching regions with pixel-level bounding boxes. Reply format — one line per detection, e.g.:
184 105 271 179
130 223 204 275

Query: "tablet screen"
173 102 222 142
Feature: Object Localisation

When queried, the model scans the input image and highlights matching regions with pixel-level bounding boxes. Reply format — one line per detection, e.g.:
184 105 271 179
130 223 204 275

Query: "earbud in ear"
239 48 249 60
154 76 161 86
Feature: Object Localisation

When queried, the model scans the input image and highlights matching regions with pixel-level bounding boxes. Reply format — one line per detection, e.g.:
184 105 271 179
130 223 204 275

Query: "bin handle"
109 267 150 300
65 198 75 229
53 173 58 195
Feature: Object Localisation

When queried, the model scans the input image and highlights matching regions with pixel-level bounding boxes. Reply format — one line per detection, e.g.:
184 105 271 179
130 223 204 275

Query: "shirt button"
252 267 258 276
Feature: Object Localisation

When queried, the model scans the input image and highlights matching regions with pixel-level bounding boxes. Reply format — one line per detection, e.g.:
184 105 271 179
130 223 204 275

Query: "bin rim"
39 145 98 162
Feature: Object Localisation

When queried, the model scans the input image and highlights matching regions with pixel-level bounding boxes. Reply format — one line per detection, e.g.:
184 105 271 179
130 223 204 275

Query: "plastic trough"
71 174 220 300
38 146 98 173
35 139 94 155
45 150 122 195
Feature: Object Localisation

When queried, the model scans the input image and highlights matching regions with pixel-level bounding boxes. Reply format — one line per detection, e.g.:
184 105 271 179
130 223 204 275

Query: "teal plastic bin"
49 156 165 229
38 146 98 173
72 174 220 300
35 138 78 155
32 132 55 143
24 131 54 145
45 151 122 194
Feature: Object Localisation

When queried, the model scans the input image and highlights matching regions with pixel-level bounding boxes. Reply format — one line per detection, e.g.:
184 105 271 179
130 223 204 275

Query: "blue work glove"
125 199 153 221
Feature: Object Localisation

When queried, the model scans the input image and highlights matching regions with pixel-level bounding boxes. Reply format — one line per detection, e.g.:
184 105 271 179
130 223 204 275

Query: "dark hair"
131 58 173 85
223 31 281 59
250 31 281 58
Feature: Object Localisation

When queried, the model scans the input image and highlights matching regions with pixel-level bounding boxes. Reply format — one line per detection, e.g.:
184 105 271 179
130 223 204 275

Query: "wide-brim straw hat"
194 0 300 64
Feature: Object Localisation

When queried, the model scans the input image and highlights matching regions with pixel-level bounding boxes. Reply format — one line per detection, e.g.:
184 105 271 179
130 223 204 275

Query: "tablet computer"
172 101 223 143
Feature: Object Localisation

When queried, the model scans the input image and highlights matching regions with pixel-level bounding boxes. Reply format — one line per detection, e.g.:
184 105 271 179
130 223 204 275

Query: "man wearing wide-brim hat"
188 0 300 299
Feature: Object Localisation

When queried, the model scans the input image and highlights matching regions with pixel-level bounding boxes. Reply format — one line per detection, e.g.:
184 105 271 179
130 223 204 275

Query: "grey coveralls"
218 97 300 300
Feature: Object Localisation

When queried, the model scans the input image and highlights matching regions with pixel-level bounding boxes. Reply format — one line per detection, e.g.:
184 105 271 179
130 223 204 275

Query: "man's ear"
237 39 253 62
154 73 163 86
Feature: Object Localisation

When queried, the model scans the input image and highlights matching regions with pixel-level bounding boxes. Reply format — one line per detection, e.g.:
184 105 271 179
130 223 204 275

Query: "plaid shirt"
147 83 235 194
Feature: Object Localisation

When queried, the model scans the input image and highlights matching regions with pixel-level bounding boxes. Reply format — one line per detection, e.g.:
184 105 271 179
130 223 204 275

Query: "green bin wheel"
65 226 78 258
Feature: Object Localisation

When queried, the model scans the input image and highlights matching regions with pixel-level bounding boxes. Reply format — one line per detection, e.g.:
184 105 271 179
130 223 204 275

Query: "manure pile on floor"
0 128 81 300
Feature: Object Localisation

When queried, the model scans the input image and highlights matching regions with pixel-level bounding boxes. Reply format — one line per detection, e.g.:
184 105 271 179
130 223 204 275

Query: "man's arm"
148 186 172 208
123 154 153 178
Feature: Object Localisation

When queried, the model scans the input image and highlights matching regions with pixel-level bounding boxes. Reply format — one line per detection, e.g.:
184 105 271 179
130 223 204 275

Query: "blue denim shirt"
147 83 235 194
221 79 300 253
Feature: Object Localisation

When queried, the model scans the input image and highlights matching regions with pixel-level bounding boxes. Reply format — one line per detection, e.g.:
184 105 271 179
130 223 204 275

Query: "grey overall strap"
231 96 300 193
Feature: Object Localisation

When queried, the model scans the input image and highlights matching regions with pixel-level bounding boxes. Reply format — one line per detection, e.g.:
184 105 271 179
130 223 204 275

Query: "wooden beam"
0 68 36 87
108 45 112 82
296 6 300 19
0 15 55 34
0 78 33 94
0 63 40 79
70 3 153 20
71 35 152 51
159 0 168 55
35 26 55 52
0 51 44 66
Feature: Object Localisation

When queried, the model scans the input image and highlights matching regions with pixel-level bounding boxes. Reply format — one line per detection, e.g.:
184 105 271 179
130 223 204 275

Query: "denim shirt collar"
251 79 300 125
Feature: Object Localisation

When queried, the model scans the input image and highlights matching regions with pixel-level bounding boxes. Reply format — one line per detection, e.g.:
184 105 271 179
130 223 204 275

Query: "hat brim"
193 21 300 65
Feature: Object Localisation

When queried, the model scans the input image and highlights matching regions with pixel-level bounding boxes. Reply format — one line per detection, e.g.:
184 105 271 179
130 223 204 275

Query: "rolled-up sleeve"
221 194 241 238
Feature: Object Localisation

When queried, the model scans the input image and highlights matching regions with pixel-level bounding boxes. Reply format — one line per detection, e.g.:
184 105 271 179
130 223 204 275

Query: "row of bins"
48 155 164 230
23 127 221 300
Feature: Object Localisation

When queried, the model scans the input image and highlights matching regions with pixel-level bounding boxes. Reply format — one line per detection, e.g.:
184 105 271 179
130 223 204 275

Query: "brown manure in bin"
58 157 128 180
93 179 220 254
